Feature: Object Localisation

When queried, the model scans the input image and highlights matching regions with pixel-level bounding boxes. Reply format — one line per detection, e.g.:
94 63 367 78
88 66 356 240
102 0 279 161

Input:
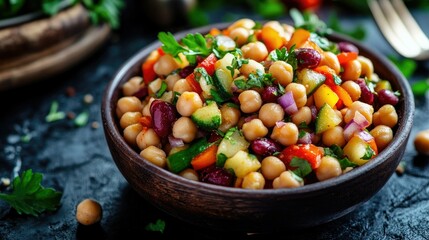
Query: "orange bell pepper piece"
191 144 218 171
331 85 353 108
261 26 284 52
286 28 311 50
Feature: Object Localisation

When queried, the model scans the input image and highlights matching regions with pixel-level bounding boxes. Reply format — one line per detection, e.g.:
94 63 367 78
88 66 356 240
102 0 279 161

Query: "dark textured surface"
1 2 429 239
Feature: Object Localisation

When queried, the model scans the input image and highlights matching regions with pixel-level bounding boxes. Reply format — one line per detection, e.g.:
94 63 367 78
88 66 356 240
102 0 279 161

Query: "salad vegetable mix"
115 14 400 189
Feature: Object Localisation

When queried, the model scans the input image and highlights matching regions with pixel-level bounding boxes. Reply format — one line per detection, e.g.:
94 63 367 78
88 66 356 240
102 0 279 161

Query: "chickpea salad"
115 16 400 189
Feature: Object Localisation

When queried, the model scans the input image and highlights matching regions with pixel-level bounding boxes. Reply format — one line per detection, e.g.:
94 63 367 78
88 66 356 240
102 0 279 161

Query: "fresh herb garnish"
155 82 168 98
74 111 89 127
234 69 274 90
45 101 66 122
362 145 376 160
145 219 166 233
0 169 62 216
290 8 328 35
324 145 357 169
290 157 312 178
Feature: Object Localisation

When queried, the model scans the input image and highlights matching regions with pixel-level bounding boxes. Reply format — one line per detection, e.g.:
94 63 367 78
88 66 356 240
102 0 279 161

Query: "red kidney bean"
150 100 177 138
377 89 399 106
261 85 279 103
295 48 321 69
338 41 359 53
200 166 233 187
251 138 283 157
356 78 374 104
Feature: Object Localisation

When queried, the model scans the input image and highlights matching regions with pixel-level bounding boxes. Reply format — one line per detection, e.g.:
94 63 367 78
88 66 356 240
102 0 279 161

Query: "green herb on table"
145 219 166 233
45 101 66 122
0 0 124 29
388 55 417 79
411 79 429 97
0 169 62 216
74 111 89 127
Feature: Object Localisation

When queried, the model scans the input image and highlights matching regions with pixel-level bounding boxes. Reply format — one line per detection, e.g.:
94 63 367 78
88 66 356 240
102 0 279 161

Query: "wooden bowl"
101 23 415 232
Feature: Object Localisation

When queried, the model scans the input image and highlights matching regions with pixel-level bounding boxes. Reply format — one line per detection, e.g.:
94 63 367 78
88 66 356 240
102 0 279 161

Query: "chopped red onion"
357 130 374 142
275 121 286 128
343 111 370 141
298 131 312 144
278 91 298 115
168 135 184 148
244 114 258 123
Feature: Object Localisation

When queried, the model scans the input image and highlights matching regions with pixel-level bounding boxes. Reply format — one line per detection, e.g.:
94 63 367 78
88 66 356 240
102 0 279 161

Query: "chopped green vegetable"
234 69 274 90
45 101 66 122
74 111 89 127
145 219 166 233
167 138 210 173
290 157 312 178
155 82 168 98
0 169 62 216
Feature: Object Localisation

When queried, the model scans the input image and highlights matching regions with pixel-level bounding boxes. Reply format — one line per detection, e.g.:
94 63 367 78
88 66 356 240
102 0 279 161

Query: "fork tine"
367 0 423 58
392 0 429 49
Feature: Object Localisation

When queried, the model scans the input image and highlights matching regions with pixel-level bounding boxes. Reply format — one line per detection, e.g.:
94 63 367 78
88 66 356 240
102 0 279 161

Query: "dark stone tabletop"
1 1 429 239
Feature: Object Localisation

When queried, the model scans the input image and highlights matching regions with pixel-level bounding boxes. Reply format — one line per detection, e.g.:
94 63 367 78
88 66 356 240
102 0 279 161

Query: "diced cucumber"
216 128 249 163
214 68 233 99
315 103 342 134
296 68 326 95
191 101 222 130
167 138 210 173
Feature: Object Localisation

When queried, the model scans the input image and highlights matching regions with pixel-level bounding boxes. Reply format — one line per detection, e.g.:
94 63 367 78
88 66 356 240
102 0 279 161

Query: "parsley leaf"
0 169 62 216
45 101 66 122
74 111 89 127
290 8 328 35
158 32 187 59
290 157 312 178
145 219 166 233
362 145 375 160
235 69 273 90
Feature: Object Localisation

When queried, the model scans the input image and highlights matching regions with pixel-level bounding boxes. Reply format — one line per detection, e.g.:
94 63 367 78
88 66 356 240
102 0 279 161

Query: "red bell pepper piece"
278 143 323 169
142 49 161 84
337 52 358 65
185 53 218 94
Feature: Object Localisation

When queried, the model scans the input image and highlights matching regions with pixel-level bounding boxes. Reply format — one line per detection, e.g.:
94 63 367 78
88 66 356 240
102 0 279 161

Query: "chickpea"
142 97 155 117
76 199 102 225
154 54 179 76
176 91 203 116
140 146 167 168
120 111 142 129
414 129 429 155
136 128 161 150
370 125 393 151
322 126 346 147
315 156 342 181
320 51 341 74
238 90 262 113
341 59 362 81
227 18 255 31
179 169 199 181
229 27 250 46
172 117 198 143
341 80 361 101
241 41 268 62
373 104 398 128
343 101 374 125
219 104 241 132
269 61 294 86
123 123 143 146
122 76 143 96
261 156 286 180
259 103 285 127
271 122 299 146
242 172 265 190
357 56 374 78
291 106 312 126
116 96 142 118
272 171 303 189
242 119 269 141
285 83 307 108
173 78 193 93
240 59 265 77
165 73 181 91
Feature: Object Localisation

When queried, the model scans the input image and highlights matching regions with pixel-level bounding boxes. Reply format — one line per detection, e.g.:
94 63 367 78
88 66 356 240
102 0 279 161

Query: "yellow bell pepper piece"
313 84 339 109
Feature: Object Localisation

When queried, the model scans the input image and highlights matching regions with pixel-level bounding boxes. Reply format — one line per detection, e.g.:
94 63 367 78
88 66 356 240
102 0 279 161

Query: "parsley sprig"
158 32 211 65
0 169 62 216
234 69 274 90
